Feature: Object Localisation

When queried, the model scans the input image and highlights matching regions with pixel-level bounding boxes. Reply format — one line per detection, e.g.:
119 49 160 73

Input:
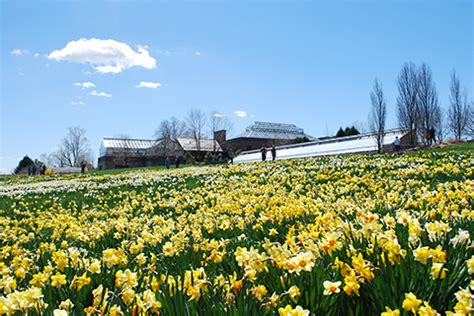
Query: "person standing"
429 128 436 145
260 147 267 162
165 157 171 169
81 161 86 173
175 156 180 168
228 149 234 164
271 146 277 161
394 136 401 152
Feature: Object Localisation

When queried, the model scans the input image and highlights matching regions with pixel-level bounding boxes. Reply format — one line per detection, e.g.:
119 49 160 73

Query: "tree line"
13 126 93 174
14 64 472 173
30 109 234 171
152 109 234 158
369 62 472 153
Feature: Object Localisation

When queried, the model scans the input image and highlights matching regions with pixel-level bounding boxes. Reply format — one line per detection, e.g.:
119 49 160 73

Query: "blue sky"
1 0 472 173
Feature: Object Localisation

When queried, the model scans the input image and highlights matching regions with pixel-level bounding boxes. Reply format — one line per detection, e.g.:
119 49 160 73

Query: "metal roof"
102 138 159 150
234 129 408 163
235 121 314 140
100 137 222 155
177 138 223 152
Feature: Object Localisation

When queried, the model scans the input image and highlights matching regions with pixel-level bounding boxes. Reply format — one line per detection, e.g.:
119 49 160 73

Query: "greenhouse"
234 128 409 163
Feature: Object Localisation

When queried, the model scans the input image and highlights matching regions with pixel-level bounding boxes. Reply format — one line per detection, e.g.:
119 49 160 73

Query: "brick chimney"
214 130 227 149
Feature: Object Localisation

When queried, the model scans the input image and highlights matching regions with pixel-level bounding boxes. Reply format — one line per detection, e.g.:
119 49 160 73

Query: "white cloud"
95 65 123 74
34 53 40 57
73 81 96 89
11 49 29 56
195 51 201 55
136 81 161 89
213 113 224 117
165 51 171 55
90 90 112 97
48 38 156 74
70 101 86 106
234 110 247 118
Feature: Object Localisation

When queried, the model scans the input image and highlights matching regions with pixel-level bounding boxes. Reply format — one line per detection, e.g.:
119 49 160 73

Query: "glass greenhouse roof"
235 121 315 140
102 138 159 150
234 129 408 163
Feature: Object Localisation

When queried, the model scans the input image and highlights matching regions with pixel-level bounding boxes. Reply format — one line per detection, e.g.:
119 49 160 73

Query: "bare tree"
433 107 446 143
154 120 172 157
154 117 186 158
448 71 471 140
466 101 474 137
185 109 207 160
49 149 67 167
352 121 367 134
369 78 387 153
154 117 187 141
155 120 172 140
40 153 55 167
418 64 441 145
117 134 134 168
397 62 420 145
210 111 234 153
52 127 91 167
169 116 187 141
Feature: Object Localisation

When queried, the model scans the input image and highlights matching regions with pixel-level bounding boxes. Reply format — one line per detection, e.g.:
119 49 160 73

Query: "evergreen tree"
14 155 34 174
335 126 360 137
336 127 345 137
347 126 360 136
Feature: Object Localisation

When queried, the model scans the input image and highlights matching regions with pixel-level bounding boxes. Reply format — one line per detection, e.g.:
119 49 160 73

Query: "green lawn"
89 163 194 176
411 141 474 154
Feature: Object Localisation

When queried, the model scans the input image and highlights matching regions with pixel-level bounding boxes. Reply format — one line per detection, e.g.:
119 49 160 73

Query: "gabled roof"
100 137 223 156
177 138 223 152
234 121 315 140
101 138 159 150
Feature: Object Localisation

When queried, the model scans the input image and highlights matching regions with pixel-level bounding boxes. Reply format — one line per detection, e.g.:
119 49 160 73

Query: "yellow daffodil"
278 304 310 316
323 280 341 295
402 292 422 314
381 306 400 316
71 272 91 291
51 272 67 288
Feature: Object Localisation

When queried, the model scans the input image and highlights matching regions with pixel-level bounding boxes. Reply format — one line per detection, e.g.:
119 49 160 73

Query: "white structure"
52 167 82 174
176 138 222 152
99 138 159 158
234 129 408 163
236 121 315 140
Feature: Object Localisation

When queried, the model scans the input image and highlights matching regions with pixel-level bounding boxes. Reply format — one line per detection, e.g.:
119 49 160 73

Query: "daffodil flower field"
0 152 473 315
